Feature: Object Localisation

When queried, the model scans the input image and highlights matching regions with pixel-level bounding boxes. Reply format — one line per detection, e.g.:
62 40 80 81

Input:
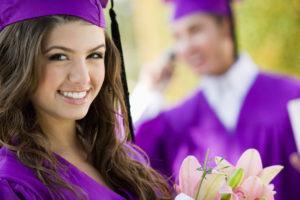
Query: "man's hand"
290 153 300 172
139 49 176 92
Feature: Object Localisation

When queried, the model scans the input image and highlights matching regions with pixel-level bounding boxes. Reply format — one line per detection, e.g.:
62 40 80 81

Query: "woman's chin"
59 110 89 121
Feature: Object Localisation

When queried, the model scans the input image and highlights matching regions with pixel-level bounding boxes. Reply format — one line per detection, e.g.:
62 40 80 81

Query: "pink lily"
176 156 225 200
216 149 283 200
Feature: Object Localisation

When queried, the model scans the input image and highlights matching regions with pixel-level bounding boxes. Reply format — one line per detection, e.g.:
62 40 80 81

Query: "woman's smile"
57 89 91 105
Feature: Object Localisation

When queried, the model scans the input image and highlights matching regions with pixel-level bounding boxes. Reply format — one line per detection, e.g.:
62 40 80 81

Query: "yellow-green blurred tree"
236 0 300 76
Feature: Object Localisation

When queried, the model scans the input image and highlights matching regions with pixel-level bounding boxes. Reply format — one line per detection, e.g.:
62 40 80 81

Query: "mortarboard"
165 0 232 21
0 0 109 30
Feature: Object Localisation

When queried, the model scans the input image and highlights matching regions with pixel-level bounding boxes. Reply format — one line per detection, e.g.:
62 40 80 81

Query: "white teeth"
60 91 87 99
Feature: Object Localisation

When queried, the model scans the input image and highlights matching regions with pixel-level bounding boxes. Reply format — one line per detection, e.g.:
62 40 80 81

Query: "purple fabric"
0 0 108 30
136 72 300 200
0 147 136 200
169 0 231 21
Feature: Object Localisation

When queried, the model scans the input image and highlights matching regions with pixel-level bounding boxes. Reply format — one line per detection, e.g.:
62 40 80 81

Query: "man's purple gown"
136 72 300 200
0 147 135 200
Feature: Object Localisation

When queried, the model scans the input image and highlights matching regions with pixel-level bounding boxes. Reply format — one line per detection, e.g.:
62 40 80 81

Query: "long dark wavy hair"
0 16 171 200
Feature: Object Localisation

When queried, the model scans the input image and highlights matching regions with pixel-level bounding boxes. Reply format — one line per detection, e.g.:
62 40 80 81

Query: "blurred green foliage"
236 0 300 76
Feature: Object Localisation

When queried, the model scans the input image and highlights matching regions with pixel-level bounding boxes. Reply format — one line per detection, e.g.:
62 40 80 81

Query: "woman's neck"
37 113 80 154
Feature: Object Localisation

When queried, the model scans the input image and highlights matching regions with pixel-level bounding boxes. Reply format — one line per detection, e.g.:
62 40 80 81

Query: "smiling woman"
32 21 106 121
0 1 171 200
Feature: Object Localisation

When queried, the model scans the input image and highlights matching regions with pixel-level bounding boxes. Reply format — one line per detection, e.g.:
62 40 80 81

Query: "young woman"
0 0 171 199
134 0 300 199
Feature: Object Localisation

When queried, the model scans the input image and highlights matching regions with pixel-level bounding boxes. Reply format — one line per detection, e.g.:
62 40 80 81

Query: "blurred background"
107 0 300 105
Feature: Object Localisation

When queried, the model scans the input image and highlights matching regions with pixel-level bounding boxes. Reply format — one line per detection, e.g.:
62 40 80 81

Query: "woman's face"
171 13 233 76
31 21 106 121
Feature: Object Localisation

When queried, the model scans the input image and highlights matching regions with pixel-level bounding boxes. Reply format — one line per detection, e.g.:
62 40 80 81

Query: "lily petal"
179 156 203 197
259 165 283 184
196 173 226 200
219 184 233 194
236 149 263 178
215 157 235 175
240 176 274 200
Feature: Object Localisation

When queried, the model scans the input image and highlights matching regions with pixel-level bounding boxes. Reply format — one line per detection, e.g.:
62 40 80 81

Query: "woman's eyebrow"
87 44 106 53
43 44 106 54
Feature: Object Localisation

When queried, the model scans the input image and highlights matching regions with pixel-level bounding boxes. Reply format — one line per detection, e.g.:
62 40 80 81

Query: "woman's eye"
48 54 68 61
87 52 104 59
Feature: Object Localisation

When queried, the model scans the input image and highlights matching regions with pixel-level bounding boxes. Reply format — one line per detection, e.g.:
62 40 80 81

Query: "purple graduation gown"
0 147 135 200
135 72 300 200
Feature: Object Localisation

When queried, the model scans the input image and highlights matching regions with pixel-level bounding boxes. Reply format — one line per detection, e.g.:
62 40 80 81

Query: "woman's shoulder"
0 147 51 199
0 147 38 179
0 177 46 200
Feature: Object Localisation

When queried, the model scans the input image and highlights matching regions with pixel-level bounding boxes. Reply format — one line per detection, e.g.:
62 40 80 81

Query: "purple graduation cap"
0 0 109 30
165 0 232 21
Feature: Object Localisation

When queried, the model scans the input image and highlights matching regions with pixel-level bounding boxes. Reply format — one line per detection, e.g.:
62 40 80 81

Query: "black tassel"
109 0 135 141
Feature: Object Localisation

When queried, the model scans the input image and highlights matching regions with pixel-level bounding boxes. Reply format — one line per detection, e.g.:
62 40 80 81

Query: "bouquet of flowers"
175 149 283 200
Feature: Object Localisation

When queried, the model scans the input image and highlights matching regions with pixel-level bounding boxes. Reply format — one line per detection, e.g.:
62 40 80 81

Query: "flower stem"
195 149 210 200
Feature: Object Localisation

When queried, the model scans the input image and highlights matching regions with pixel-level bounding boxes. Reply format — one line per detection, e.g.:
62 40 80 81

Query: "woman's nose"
68 59 90 84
